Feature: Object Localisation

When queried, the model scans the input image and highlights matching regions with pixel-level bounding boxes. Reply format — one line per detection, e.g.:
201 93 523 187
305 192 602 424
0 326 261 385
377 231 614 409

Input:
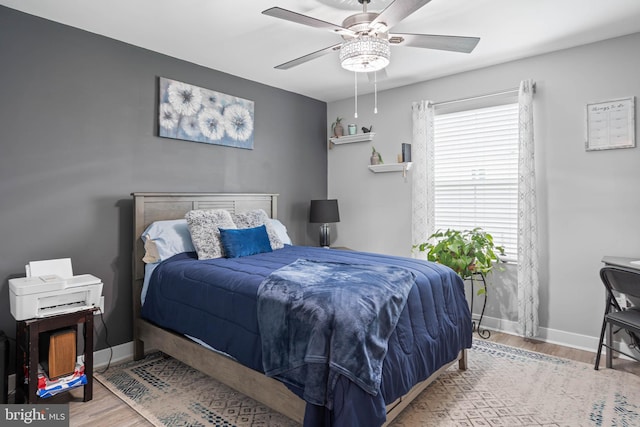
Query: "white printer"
9 258 103 321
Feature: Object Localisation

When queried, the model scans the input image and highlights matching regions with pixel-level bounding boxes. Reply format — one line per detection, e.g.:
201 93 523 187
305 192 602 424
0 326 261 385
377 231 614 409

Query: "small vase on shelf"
370 147 383 165
332 117 344 138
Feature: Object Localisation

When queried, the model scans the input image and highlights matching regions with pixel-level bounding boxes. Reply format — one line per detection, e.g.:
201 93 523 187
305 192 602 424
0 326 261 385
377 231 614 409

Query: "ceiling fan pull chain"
354 71 358 118
374 71 378 114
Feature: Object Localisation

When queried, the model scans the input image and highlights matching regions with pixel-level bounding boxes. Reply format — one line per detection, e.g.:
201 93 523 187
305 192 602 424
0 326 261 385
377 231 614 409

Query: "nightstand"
15 308 96 403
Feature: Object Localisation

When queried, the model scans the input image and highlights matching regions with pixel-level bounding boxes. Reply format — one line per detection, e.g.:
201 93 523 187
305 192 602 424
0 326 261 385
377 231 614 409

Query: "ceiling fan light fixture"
339 36 390 73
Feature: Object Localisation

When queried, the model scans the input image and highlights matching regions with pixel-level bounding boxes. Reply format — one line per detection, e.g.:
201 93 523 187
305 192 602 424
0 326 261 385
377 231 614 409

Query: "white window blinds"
433 103 519 259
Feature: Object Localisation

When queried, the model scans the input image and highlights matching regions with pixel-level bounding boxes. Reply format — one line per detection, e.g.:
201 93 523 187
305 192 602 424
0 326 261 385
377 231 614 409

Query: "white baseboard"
473 314 596 352
77 341 135 369
8 320 636 396
474 314 635 359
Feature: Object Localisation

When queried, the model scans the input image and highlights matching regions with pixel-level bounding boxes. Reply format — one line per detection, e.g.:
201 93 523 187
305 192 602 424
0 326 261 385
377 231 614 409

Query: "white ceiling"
3 0 640 102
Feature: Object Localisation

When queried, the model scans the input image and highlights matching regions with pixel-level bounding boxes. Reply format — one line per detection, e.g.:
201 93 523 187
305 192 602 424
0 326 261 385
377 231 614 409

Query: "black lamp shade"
309 199 340 224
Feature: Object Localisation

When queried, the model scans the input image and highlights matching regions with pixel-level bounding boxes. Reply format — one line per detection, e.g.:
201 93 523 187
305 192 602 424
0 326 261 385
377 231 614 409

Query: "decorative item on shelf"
401 143 412 162
348 124 357 135
331 117 344 138
309 200 340 248
413 228 505 338
362 125 372 133
370 146 383 165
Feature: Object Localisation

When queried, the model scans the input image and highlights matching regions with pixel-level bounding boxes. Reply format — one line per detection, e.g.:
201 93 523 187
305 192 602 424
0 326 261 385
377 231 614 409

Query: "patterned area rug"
95 340 640 426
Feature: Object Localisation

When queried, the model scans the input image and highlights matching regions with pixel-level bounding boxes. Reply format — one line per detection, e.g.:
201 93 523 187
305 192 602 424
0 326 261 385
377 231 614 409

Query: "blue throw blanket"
257 258 416 408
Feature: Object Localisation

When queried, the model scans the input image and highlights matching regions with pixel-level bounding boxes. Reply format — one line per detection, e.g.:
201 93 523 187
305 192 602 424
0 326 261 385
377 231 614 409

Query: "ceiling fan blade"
275 43 342 70
367 68 388 83
371 0 433 29
390 33 480 53
262 7 354 35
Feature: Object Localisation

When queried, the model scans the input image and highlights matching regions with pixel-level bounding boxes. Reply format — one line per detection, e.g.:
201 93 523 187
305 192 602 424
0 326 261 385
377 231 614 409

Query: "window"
433 102 519 259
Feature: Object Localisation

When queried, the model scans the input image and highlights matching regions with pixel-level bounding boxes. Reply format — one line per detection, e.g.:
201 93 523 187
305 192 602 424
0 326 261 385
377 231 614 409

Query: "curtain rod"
432 82 536 108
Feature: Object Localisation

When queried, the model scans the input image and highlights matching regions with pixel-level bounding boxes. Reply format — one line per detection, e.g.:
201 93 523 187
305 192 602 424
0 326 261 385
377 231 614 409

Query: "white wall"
327 32 640 348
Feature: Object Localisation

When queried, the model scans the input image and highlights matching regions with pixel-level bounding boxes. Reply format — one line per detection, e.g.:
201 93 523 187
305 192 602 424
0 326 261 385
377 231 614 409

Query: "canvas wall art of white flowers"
158 77 255 149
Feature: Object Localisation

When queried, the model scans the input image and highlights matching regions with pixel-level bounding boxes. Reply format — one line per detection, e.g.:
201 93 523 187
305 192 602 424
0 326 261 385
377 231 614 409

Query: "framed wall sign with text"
585 97 635 151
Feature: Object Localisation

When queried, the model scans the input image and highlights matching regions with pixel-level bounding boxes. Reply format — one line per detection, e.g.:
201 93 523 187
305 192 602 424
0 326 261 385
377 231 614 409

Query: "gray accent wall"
0 5 327 363
328 32 640 349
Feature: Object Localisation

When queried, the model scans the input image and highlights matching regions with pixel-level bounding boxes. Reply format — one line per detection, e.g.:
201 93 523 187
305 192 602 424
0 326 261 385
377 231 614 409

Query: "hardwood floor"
484 330 640 376
68 383 152 427
31 330 637 426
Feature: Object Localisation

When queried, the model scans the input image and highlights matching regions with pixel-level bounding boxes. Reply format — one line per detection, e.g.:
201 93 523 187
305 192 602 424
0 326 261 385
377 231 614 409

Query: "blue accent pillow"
219 225 273 258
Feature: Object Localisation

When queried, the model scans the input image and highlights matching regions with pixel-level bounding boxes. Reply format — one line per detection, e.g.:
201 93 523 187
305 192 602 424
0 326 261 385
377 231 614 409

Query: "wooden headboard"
130 192 279 319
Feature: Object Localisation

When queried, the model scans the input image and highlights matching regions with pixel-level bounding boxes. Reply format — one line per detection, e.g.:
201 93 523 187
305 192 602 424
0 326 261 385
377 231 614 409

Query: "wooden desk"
15 308 96 403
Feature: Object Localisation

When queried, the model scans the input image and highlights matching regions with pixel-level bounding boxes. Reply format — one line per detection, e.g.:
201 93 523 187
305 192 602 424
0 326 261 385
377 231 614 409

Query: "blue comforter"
141 245 472 427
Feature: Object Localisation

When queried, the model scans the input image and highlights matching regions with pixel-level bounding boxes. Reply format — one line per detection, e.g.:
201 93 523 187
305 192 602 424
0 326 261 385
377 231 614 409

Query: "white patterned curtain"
517 79 539 337
411 101 435 259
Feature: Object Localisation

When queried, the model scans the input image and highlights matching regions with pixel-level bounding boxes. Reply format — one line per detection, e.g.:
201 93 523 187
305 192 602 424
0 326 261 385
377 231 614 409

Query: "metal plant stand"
468 273 490 339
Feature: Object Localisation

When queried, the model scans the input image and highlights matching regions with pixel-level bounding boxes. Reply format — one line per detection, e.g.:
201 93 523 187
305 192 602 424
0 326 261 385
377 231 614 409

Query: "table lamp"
309 199 340 248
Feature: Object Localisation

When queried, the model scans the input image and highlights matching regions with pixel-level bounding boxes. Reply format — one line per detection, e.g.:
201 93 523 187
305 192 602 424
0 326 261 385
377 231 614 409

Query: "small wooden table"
15 308 96 403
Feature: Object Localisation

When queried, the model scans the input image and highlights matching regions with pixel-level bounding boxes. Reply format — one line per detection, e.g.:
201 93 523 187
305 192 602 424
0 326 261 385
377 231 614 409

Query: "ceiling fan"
262 0 480 74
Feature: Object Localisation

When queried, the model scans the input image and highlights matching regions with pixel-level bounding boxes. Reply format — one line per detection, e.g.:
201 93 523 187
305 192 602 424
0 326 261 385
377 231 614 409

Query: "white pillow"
141 219 196 263
232 209 284 250
269 219 292 245
185 209 237 260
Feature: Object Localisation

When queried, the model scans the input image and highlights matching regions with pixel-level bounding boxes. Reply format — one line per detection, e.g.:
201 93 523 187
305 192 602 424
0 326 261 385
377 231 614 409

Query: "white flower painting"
158 77 254 149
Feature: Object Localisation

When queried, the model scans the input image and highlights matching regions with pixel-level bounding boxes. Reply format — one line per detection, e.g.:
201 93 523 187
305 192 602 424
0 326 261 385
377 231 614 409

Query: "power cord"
3 311 113 377
92 307 113 374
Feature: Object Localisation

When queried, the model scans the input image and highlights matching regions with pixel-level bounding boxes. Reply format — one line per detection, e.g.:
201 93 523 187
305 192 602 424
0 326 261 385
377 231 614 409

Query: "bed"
131 192 472 426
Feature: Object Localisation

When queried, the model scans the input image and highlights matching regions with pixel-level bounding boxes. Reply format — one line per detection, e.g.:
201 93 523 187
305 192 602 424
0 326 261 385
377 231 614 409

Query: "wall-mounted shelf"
368 162 413 173
329 132 375 147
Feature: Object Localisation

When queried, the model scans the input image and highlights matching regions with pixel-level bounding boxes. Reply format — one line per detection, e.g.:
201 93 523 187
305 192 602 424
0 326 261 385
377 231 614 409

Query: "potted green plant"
414 228 505 294
370 146 383 165
331 117 344 138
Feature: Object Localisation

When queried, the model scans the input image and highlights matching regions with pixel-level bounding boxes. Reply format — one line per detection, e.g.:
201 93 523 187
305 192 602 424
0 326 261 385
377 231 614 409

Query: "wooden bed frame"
131 192 467 425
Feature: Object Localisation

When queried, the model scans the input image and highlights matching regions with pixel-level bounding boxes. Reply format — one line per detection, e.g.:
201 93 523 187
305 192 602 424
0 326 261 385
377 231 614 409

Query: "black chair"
594 266 640 370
